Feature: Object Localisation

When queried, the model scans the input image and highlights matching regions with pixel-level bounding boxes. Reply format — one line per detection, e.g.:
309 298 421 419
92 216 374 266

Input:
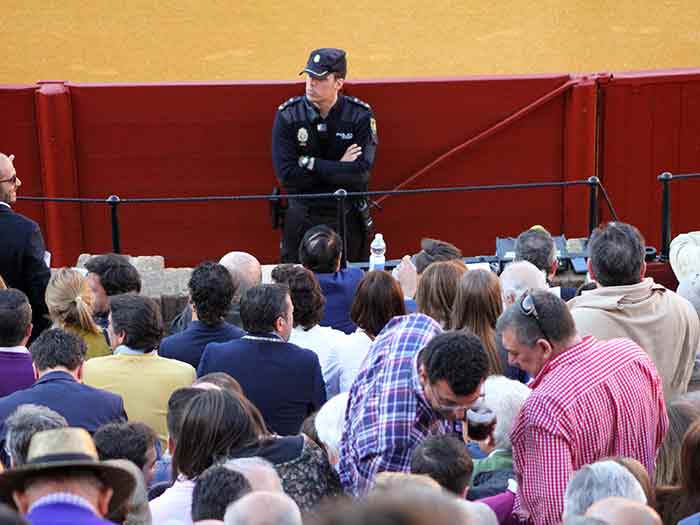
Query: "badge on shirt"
370 118 378 143
336 132 353 140
297 127 309 146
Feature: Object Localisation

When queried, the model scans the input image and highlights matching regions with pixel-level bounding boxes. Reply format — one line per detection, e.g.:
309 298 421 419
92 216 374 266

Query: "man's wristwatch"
298 156 314 171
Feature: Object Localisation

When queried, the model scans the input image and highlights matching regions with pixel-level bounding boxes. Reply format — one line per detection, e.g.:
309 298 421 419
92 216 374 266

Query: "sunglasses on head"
519 292 552 345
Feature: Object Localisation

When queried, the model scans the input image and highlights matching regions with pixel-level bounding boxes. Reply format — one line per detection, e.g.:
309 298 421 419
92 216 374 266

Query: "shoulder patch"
278 96 303 111
347 96 371 110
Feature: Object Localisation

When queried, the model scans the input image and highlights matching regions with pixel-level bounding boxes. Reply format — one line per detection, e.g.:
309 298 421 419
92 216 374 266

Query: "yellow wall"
3 0 700 83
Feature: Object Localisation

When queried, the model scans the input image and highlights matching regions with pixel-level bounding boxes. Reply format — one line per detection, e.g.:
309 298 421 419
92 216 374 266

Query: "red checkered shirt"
511 336 668 525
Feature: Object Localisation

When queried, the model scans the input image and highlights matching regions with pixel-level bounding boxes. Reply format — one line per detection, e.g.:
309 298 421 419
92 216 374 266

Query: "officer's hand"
340 144 362 162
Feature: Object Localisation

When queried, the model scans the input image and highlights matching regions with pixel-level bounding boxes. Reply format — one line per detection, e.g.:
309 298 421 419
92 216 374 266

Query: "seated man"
410 435 473 498
198 284 325 435
499 290 668 525
170 251 262 334
0 329 126 462
84 253 142 333
299 225 363 334
0 289 35 397
514 226 575 300
224 492 301 525
563 461 647 519
94 422 159 486
568 221 700 399
160 262 244 369
586 497 662 525
338 324 488 496
466 375 531 500
3 405 67 468
83 294 195 448
273 265 347 399
0 427 136 525
498 261 549 381
191 465 251 524
394 238 463 311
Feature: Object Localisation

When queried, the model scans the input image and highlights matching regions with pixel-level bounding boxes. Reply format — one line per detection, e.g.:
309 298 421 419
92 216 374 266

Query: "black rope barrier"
17 177 612 255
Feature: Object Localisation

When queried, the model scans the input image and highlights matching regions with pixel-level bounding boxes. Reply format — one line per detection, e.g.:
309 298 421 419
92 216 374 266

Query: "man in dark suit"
198 284 326 435
0 329 126 468
0 153 51 342
160 261 244 369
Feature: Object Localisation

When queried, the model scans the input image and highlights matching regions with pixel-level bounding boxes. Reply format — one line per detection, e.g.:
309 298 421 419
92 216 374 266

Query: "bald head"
0 153 19 205
500 261 548 307
224 491 301 525
586 497 661 525
219 252 262 302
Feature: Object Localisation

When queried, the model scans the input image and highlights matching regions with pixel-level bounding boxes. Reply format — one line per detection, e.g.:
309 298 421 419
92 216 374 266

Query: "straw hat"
0 427 136 515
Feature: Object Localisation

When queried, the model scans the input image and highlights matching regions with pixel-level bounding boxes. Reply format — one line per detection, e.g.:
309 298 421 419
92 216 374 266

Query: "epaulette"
347 96 371 110
278 96 304 111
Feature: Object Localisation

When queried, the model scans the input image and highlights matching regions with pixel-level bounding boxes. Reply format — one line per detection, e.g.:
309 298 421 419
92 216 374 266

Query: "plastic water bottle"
369 233 386 271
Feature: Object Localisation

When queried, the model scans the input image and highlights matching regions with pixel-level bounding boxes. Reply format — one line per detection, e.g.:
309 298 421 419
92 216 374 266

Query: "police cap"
300 48 347 79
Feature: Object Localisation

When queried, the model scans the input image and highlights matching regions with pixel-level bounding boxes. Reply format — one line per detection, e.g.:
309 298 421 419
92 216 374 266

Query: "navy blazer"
0 205 51 339
0 371 126 466
198 335 326 435
159 320 244 369
316 267 364 334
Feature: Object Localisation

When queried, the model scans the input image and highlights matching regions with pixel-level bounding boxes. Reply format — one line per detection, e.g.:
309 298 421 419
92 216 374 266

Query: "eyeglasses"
426 381 479 413
0 175 17 185
519 292 552 345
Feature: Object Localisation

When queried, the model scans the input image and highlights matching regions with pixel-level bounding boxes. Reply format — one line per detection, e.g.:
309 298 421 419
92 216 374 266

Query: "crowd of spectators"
1 166 700 525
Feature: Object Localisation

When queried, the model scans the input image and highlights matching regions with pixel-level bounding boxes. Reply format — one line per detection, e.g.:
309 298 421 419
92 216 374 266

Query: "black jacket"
272 94 378 201
0 205 51 338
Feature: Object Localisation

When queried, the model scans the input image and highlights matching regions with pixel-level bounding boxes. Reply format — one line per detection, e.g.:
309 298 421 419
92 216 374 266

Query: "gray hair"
514 228 556 273
482 376 531 450
224 491 301 525
224 457 283 493
4 404 68 466
500 261 548 307
677 274 700 315
315 393 349 462
219 252 262 302
563 460 647 519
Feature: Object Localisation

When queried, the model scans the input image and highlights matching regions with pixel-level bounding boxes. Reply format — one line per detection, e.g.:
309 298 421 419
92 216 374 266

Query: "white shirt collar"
29 492 97 514
0 345 29 354
0 201 10 209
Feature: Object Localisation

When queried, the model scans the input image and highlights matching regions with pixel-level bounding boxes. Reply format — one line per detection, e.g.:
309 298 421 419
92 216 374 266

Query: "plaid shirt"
337 313 444 496
511 336 668 525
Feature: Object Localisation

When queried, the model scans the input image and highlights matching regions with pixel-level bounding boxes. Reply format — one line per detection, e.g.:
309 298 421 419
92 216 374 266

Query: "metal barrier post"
335 189 348 268
658 172 673 261
587 176 600 234
107 195 122 254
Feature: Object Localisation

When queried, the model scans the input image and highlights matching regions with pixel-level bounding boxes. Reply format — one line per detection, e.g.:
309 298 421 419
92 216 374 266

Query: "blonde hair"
45 268 100 334
451 269 503 374
0 274 6 290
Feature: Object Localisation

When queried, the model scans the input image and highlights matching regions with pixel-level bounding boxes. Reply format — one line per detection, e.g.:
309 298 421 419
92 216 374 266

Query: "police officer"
272 48 378 263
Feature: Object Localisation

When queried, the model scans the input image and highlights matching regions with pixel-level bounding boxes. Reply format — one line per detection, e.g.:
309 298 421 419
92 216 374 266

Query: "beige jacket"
568 278 700 399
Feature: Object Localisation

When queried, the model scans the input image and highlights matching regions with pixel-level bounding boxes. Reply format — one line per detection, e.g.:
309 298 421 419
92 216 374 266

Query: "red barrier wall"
44 74 593 266
599 69 700 251
3 70 699 267
0 86 46 244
